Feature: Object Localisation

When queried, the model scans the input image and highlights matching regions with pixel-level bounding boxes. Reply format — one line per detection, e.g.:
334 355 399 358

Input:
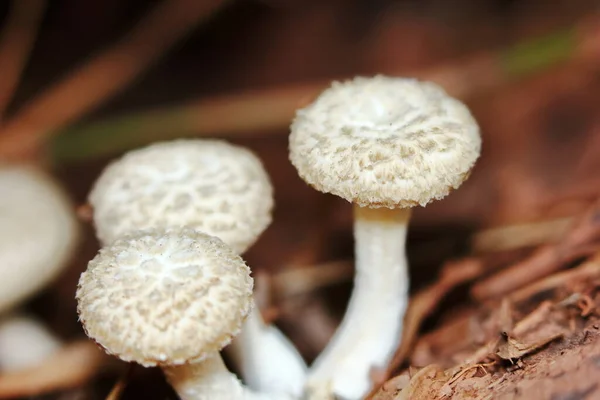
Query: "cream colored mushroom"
0 312 62 372
89 139 273 252
76 229 290 400
289 76 481 399
88 140 306 396
0 165 78 371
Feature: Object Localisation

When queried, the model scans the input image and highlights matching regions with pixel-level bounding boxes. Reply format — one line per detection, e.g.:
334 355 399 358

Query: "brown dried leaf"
395 365 448 400
495 332 563 361
369 373 410 400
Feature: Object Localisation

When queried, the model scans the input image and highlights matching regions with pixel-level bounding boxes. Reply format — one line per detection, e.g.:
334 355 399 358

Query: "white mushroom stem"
163 353 292 400
0 313 61 372
227 305 307 397
306 206 411 399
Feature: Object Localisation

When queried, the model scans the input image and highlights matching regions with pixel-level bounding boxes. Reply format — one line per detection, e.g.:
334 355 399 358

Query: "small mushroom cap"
76 228 253 367
89 139 273 252
0 165 78 312
289 76 481 208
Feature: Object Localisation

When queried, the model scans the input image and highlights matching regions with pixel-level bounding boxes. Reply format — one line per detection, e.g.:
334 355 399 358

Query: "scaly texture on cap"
89 139 273 251
289 76 481 208
0 165 78 312
76 228 253 367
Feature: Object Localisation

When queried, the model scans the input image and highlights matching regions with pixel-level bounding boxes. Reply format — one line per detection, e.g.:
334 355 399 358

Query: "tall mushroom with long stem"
88 139 306 396
76 228 288 400
289 76 482 399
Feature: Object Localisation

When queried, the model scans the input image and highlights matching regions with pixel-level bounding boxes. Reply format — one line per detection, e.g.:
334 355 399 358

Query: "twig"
51 82 323 162
472 217 573 253
0 340 110 397
542 180 600 211
0 0 46 120
105 364 133 400
271 260 353 301
0 0 228 161
471 199 600 301
512 301 554 336
49 13 600 163
509 252 600 303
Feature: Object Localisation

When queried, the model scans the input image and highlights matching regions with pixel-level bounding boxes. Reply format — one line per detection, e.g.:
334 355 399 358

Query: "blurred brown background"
1 0 599 398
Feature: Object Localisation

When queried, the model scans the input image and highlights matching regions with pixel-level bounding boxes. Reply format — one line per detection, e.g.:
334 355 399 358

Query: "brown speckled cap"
89 139 273 252
289 76 481 208
76 228 253 367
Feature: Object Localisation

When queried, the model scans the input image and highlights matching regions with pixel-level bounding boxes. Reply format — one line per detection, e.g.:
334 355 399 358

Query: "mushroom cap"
289 76 481 208
0 165 78 312
89 139 273 252
76 228 253 367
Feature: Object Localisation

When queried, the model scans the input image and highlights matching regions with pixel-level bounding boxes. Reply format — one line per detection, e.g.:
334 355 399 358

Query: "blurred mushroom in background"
0 164 79 371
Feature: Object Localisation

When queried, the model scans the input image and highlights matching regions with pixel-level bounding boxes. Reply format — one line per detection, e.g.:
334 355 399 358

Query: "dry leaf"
395 365 448 400
369 373 410 400
495 332 563 362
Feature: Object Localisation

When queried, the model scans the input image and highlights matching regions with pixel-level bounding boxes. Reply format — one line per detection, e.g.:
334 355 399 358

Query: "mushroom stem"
306 205 411 399
227 304 307 396
163 353 290 400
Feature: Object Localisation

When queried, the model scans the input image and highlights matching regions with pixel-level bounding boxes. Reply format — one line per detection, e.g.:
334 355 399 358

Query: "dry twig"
509 252 600 303
472 200 600 300
0 0 46 121
472 217 573 253
0 0 228 161
104 364 134 400
50 13 600 163
270 260 353 301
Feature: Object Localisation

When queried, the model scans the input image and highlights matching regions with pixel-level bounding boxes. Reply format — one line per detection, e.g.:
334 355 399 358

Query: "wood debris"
493 331 563 362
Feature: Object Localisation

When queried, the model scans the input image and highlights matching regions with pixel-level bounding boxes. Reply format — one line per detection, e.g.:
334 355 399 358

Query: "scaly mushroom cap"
89 139 273 251
76 228 253 367
289 76 481 208
0 165 78 312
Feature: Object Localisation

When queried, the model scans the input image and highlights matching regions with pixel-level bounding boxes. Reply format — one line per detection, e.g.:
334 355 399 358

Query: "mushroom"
0 313 62 372
88 139 306 396
88 139 273 252
0 165 78 371
76 228 290 400
289 76 481 399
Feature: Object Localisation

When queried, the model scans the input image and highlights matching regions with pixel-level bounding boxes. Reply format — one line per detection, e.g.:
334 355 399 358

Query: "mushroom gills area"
306 205 410 399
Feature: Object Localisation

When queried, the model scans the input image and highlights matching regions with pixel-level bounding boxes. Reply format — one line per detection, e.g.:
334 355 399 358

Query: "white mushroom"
0 165 78 311
289 76 481 399
0 312 62 372
88 140 306 396
0 165 78 371
76 229 290 400
89 139 272 252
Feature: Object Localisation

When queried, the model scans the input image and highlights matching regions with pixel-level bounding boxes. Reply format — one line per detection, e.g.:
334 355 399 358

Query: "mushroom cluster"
75 75 481 400
77 140 306 399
